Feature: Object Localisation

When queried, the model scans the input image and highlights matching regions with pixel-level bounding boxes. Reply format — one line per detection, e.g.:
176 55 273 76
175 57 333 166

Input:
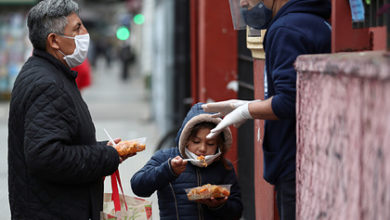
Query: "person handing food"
205 0 331 219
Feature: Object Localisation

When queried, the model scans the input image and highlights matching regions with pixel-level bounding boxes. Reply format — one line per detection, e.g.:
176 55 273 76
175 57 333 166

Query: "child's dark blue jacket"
131 103 242 220
263 0 331 184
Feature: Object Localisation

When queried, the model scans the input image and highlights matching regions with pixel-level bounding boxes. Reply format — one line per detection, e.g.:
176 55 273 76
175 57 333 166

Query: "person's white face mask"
185 147 221 167
58 34 90 68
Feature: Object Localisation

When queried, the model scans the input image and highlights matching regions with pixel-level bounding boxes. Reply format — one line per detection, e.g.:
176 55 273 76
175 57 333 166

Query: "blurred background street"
84 58 161 219
2 0 389 219
0 0 280 219
0 0 181 218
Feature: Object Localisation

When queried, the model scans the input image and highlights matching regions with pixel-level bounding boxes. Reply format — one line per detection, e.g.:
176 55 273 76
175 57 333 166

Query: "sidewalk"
83 58 160 219
0 101 10 219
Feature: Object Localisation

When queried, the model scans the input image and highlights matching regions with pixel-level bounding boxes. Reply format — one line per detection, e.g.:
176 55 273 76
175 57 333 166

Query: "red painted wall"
190 0 238 166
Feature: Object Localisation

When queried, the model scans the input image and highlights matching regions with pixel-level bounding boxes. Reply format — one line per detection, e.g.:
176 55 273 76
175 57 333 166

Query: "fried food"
186 184 230 200
115 140 146 156
197 155 207 167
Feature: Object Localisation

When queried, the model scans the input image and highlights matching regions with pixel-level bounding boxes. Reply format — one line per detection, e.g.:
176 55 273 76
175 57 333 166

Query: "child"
131 103 243 219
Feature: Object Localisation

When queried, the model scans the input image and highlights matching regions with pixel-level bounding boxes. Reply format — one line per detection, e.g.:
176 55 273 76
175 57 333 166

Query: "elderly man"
203 0 331 219
8 0 129 219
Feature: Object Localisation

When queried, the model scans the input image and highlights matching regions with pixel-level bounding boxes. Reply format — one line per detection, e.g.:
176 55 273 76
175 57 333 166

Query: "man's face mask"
241 2 273 30
58 34 90 68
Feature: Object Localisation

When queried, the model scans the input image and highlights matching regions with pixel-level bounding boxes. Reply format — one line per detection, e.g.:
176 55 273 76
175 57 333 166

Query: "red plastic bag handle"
110 173 120 212
110 170 128 212
115 170 128 210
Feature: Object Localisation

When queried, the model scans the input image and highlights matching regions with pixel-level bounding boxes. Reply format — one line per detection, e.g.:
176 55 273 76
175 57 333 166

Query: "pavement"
0 100 9 219
0 58 161 219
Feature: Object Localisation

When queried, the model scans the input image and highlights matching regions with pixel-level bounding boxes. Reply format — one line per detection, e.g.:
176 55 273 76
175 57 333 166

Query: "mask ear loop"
57 48 69 61
55 34 72 58
60 35 76 39
58 49 66 56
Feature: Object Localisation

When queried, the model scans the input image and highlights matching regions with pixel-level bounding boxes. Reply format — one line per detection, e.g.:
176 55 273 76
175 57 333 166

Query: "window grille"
352 0 390 50
352 0 388 28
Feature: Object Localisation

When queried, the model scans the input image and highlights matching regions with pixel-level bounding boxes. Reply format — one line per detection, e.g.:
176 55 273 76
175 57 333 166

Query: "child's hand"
196 196 228 208
170 156 187 176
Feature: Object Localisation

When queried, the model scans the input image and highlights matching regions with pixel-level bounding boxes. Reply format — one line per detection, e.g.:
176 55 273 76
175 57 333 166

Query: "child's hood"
175 102 233 158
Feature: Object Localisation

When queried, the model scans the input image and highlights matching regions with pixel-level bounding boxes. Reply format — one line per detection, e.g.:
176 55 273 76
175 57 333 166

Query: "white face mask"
58 34 90 68
185 147 221 167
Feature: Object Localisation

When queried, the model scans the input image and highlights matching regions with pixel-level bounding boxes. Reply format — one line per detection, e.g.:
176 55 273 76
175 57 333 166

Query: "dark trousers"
275 173 296 220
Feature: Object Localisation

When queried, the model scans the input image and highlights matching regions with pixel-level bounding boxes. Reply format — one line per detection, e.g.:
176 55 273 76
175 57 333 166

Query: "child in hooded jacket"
131 103 243 220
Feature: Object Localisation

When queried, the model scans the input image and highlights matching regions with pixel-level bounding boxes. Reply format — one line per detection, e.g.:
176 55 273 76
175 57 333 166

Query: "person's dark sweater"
263 0 331 184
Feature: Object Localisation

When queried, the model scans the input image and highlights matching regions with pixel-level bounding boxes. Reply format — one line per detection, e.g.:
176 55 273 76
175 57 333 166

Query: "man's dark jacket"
8 49 120 220
263 0 331 184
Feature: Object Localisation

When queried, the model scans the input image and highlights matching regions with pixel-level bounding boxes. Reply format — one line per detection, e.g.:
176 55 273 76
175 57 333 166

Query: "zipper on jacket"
169 182 180 220
196 168 204 220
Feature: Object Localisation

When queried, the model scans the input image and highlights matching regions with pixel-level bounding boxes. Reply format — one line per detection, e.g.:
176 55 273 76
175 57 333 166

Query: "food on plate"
115 140 146 156
186 184 230 200
197 155 207 167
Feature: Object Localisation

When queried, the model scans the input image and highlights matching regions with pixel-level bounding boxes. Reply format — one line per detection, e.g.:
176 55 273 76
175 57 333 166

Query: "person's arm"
24 82 120 184
248 97 278 120
204 26 308 138
266 26 309 119
204 98 277 139
202 99 253 117
131 150 178 197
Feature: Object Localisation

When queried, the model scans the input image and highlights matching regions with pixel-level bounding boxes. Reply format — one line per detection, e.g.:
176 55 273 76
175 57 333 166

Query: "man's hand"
106 138 135 163
170 156 187 176
196 196 228 208
201 99 252 118
106 138 121 147
119 153 136 163
206 103 253 139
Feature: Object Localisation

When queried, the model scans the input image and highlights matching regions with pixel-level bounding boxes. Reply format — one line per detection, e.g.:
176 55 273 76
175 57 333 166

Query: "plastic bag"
101 170 152 220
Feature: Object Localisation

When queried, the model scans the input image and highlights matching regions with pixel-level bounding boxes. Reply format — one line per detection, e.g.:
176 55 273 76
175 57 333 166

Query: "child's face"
187 128 218 156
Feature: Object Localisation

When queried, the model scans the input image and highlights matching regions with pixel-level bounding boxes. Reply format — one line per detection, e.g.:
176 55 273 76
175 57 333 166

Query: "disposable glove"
201 99 253 118
206 102 253 139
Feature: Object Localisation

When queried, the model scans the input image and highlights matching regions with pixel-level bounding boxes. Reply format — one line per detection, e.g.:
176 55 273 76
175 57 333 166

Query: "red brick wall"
295 51 390 220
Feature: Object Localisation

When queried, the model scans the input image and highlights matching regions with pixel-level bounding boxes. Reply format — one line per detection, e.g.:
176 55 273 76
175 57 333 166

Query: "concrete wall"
295 51 390 220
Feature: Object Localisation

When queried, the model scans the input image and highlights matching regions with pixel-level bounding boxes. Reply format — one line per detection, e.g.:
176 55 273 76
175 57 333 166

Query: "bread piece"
115 140 146 156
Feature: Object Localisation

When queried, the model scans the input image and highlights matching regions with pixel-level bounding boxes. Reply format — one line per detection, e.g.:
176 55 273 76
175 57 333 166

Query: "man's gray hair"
27 0 79 50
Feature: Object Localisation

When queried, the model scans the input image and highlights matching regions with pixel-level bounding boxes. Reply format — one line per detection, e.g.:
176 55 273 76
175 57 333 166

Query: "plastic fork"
103 128 117 147
183 158 198 162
